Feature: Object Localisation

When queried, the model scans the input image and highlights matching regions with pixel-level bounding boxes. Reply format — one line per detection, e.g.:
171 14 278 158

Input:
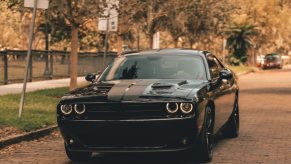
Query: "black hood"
61 79 208 102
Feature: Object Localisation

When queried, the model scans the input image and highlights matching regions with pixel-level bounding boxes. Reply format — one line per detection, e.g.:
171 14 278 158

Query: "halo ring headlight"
166 103 179 114
74 104 86 115
180 103 193 114
61 104 73 115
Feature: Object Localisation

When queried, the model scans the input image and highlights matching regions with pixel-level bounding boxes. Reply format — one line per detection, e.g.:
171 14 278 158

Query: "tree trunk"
70 26 78 91
189 40 193 49
117 33 123 55
137 26 140 50
174 38 178 48
149 35 153 49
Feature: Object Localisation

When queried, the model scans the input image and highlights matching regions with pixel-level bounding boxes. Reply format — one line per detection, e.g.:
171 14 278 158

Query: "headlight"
61 104 73 115
180 103 193 114
74 104 86 115
166 103 179 114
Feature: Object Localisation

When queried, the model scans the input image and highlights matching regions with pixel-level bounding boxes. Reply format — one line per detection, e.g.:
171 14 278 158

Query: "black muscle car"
57 49 239 162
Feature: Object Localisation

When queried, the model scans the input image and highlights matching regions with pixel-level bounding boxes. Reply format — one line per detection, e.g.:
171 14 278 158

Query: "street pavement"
0 67 291 163
0 77 87 95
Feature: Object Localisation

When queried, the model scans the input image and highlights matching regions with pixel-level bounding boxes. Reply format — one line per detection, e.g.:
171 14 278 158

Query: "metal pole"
67 52 70 77
28 52 33 82
102 14 110 69
137 26 140 51
44 10 50 78
3 50 8 85
222 39 226 64
19 0 38 118
50 50 53 79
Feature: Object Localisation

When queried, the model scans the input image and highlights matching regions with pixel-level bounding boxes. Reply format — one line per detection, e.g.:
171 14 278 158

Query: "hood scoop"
151 83 174 90
93 85 113 94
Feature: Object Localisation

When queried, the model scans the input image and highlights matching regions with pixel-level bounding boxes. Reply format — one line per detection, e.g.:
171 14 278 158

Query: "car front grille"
84 103 167 120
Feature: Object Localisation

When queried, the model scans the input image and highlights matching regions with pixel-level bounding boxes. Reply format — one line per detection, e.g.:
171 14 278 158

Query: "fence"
0 50 117 85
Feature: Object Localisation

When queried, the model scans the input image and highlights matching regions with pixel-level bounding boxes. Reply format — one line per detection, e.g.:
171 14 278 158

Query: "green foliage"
159 1 185 46
227 55 241 66
0 87 68 131
227 64 255 74
48 0 107 51
5 0 23 10
51 0 107 27
120 0 169 48
183 0 237 46
226 23 258 64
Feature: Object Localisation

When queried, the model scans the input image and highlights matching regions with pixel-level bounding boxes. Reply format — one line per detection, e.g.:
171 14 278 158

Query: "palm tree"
226 23 258 64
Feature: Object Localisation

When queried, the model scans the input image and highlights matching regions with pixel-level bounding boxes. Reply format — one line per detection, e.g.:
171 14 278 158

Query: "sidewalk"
0 77 87 96
284 64 291 69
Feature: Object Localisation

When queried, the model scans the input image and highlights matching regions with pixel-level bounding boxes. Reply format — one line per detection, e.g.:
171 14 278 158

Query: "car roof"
265 53 280 56
122 48 209 57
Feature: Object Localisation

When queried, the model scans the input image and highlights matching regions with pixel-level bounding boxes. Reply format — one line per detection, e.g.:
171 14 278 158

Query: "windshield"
99 55 206 81
265 54 280 62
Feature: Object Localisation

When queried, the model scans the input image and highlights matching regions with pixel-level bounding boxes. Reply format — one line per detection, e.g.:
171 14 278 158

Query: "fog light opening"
166 103 179 114
180 103 193 114
60 104 73 115
182 138 188 145
74 104 86 115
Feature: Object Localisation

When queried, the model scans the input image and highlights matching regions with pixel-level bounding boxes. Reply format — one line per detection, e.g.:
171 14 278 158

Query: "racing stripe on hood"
106 79 199 101
122 80 157 101
107 80 140 101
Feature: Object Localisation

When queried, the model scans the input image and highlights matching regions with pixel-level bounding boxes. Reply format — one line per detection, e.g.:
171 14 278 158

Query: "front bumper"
262 63 281 68
58 117 199 153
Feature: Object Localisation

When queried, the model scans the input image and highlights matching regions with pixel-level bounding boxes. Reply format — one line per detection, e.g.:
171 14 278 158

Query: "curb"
0 125 57 149
236 69 256 77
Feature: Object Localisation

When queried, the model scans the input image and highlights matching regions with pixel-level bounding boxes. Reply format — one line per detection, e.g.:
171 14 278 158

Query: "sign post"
19 0 48 118
101 13 110 69
98 0 119 69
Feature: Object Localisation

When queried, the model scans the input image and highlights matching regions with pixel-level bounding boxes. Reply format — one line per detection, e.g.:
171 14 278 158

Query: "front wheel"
186 106 214 162
223 97 240 138
65 143 92 161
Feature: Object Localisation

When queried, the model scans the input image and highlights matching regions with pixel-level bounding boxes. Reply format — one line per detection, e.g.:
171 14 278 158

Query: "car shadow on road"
63 152 199 164
62 134 235 164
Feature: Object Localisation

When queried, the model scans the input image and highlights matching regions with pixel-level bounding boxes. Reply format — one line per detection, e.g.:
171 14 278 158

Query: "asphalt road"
0 67 291 164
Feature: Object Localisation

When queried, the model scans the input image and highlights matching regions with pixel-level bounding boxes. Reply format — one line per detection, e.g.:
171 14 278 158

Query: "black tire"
65 143 92 161
223 95 240 138
186 106 214 163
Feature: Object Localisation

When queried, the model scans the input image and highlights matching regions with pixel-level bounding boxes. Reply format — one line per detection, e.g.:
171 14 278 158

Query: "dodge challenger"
57 49 239 162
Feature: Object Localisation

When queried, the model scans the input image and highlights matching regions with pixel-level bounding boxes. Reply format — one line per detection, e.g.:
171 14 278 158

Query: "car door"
206 54 236 133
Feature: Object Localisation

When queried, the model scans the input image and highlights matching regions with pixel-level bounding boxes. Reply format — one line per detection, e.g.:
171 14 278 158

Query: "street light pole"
44 10 50 78
102 14 110 69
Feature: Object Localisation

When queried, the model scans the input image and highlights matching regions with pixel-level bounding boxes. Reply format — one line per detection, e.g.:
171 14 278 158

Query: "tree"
160 1 185 47
226 23 258 64
0 1 22 49
183 0 236 49
50 0 106 90
121 0 168 48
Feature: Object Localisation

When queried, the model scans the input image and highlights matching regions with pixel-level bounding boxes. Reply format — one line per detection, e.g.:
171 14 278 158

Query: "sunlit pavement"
0 77 86 95
0 67 291 164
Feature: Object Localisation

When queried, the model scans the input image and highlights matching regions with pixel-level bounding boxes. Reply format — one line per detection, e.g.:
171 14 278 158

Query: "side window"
207 55 223 79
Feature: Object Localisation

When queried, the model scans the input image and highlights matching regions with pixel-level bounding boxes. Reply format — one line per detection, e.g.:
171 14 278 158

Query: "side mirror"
85 73 96 82
219 69 233 80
